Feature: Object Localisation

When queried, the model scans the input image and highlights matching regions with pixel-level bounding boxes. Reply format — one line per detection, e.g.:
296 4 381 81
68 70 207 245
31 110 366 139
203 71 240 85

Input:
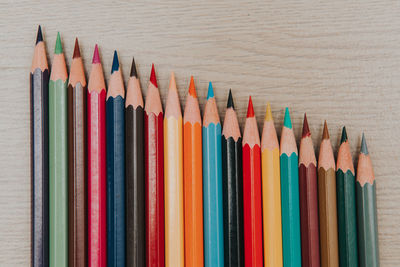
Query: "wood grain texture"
0 1 400 266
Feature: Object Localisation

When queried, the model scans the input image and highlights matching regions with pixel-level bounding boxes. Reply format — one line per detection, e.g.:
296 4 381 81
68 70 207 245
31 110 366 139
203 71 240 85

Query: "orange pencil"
183 76 204 267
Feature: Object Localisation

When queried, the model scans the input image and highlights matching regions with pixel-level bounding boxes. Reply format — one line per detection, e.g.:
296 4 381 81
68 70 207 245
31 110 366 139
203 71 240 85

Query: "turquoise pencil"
203 82 224 267
280 108 301 267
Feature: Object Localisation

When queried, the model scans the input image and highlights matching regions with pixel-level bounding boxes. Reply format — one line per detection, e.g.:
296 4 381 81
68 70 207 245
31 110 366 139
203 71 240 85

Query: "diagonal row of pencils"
31 26 379 267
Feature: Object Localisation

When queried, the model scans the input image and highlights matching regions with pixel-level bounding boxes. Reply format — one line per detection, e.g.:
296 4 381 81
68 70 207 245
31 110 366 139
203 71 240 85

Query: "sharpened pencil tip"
55 32 63 54
302 113 310 137
265 102 273 121
283 107 292 129
207 82 214 99
340 126 348 144
36 25 43 44
188 76 197 97
73 38 80 58
169 72 177 91
322 120 330 139
130 57 137 77
150 63 157 87
361 133 369 155
227 89 234 109
111 50 119 74
92 44 101 64
247 96 255 118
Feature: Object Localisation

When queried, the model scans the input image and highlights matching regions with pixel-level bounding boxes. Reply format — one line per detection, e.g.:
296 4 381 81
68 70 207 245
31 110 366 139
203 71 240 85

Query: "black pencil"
30 25 49 267
125 57 145 267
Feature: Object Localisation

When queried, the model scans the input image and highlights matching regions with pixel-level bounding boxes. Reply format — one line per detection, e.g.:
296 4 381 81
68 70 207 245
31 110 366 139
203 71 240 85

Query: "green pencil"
336 127 358 267
49 32 68 267
356 134 379 267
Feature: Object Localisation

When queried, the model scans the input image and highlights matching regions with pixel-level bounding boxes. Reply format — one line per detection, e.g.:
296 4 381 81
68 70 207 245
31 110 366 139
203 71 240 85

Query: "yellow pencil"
164 72 184 267
261 103 283 267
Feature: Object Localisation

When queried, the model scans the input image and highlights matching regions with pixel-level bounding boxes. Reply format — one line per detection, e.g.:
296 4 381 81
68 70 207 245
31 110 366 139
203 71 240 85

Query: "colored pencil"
106 51 126 267
145 64 165 267
125 57 145 267
164 73 184 267
67 38 87 267
261 103 283 267
318 121 339 267
356 134 379 267
31 25 49 267
221 90 244 267
203 82 224 267
87 44 107 267
183 76 204 267
49 32 68 267
336 126 358 267
280 107 301 267
298 114 320 267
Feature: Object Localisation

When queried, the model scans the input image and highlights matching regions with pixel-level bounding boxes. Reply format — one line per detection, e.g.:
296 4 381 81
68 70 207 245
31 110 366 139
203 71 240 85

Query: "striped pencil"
203 82 224 267
125 58 145 267
221 90 244 267
280 108 301 267
106 51 126 267
299 114 320 267
261 103 283 267
336 127 358 267
318 122 339 267
67 38 87 267
31 25 49 267
87 45 107 267
164 73 184 266
242 97 263 266
183 76 204 267
49 32 68 267
356 134 379 267
145 64 165 266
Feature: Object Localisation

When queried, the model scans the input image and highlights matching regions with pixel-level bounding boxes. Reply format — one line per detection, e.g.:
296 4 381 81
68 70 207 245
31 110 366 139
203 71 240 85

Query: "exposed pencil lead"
130 57 137 77
283 107 292 129
73 38 81 58
188 76 197 97
36 25 43 44
322 120 330 139
207 82 214 99
150 63 158 87
92 44 101 64
265 102 273 121
340 126 348 144
55 32 63 54
302 113 310 138
111 50 119 74
227 89 234 109
169 72 177 91
247 96 255 118
360 133 369 155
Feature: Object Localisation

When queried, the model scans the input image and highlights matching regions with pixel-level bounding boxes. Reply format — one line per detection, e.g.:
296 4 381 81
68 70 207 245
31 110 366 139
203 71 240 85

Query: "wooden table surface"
1 0 399 266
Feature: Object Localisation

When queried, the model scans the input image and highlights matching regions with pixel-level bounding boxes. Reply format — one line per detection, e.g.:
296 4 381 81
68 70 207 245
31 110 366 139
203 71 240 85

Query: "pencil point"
283 107 292 129
73 38 80 58
111 50 119 74
130 57 137 77
227 89 234 108
92 44 100 64
54 32 63 54
265 102 273 121
340 126 348 144
36 25 43 44
302 113 310 138
207 82 214 99
322 120 330 139
188 76 197 97
247 96 255 118
361 133 369 155
169 72 177 91
150 64 157 87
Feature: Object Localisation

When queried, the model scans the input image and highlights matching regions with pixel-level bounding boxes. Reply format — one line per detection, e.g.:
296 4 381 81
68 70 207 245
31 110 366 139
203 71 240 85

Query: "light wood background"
1 0 399 266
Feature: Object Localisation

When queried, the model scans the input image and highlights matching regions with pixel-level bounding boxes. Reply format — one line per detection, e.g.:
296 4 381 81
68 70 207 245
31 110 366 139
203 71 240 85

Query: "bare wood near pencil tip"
107 69 125 99
299 135 316 167
280 127 297 156
222 107 241 141
357 153 375 186
50 54 68 81
88 64 106 93
31 42 48 73
203 97 220 126
165 72 182 119
145 82 163 115
337 141 354 174
243 116 260 148
126 76 144 109
69 57 86 88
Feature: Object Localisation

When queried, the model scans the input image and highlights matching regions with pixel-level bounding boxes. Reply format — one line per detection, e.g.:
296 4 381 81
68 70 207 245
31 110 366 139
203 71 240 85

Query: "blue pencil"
203 82 224 267
106 51 126 267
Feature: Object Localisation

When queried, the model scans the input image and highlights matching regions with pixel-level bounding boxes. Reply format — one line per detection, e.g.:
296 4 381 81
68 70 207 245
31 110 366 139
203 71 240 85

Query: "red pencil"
87 45 107 267
145 64 165 266
242 97 263 266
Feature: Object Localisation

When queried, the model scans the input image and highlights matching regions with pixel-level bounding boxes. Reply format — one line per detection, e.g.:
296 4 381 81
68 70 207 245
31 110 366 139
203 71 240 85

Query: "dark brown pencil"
31 25 49 267
125 57 145 267
67 38 87 267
